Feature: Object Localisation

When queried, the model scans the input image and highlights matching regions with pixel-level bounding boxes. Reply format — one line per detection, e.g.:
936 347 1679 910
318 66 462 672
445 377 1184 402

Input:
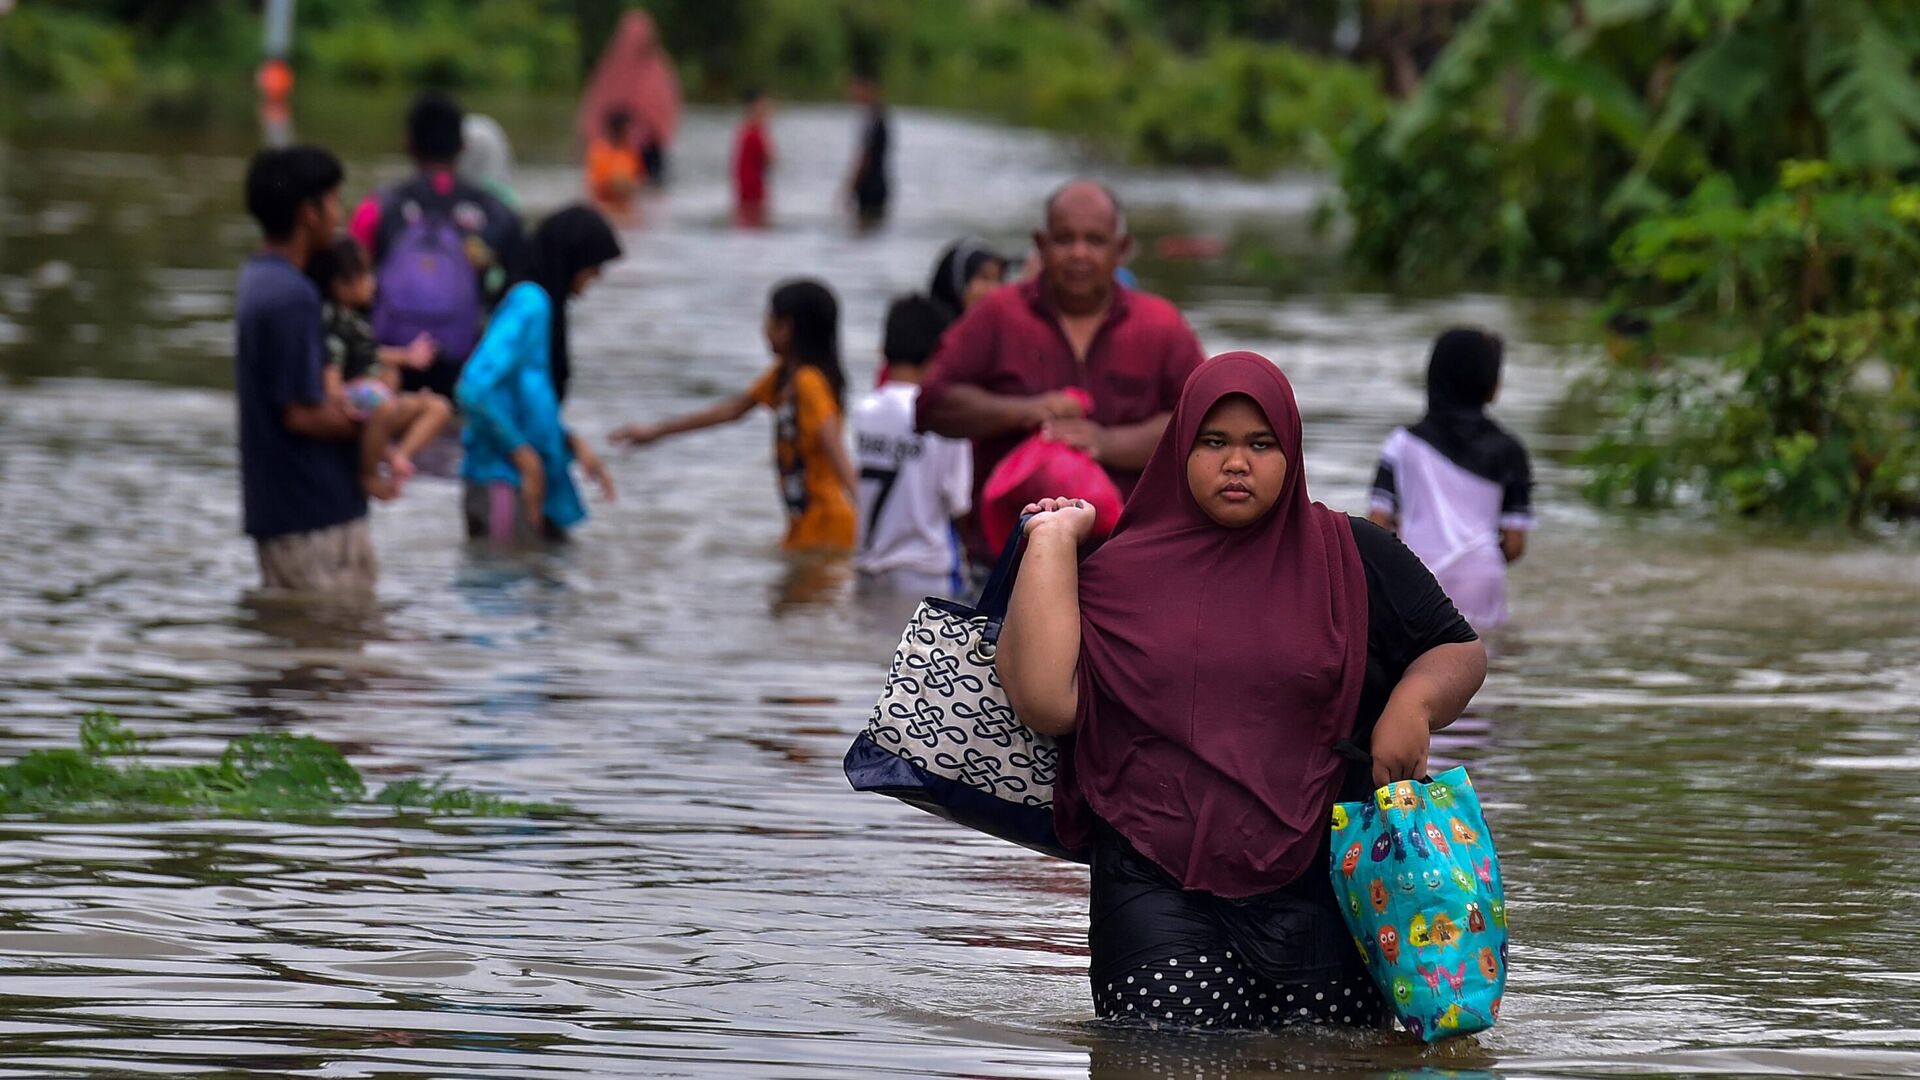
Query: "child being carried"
309 238 453 498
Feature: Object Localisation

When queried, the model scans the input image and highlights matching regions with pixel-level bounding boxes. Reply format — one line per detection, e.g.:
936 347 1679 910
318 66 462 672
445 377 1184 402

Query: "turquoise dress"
455 282 586 530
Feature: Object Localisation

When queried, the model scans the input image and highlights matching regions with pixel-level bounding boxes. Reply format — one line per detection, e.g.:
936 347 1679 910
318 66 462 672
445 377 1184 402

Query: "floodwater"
1 89 1917 1078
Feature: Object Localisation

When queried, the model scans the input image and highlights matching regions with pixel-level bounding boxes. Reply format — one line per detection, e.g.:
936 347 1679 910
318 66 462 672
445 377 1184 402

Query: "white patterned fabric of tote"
843 518 1086 861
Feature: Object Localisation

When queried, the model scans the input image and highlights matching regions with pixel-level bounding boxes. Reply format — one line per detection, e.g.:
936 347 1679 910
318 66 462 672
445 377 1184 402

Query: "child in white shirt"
853 297 973 596
1369 327 1534 629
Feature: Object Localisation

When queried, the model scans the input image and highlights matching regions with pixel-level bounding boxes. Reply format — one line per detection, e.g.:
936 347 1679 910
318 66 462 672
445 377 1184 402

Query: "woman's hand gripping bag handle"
1328 754 1508 1043
843 515 1088 861
979 389 1122 553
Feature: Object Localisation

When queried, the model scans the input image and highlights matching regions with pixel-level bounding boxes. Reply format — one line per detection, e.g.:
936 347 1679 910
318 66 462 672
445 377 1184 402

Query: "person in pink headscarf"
998 352 1487 1031
577 11 682 184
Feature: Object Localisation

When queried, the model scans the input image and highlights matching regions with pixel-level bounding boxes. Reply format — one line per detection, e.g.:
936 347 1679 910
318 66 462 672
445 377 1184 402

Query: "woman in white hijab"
459 114 520 211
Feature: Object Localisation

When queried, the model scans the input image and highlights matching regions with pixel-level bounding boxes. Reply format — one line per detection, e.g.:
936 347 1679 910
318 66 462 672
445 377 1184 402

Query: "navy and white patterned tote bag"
843 520 1087 861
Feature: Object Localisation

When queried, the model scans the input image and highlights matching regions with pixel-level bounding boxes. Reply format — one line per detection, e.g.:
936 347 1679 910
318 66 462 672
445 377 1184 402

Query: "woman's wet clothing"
1082 516 1475 1030
1089 821 1388 1029
456 283 588 535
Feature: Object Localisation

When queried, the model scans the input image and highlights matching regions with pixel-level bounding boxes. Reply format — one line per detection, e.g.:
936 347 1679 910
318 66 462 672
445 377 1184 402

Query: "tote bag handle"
972 513 1035 656
1334 739 1436 786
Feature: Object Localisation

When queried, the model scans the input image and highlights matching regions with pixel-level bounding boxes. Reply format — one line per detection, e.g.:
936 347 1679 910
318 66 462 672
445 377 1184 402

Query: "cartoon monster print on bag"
1327 766 1507 1043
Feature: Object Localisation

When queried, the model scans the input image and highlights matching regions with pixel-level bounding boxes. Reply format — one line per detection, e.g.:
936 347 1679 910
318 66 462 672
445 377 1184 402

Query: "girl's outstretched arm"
610 391 757 446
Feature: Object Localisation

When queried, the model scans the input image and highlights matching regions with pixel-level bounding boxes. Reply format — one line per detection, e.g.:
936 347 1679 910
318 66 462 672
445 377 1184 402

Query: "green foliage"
1337 0 1920 286
1123 40 1382 171
375 778 568 816
299 0 581 90
0 0 583 98
0 712 568 818
1582 164 1920 525
725 0 1381 173
0 4 139 98
0 0 1379 172
1347 0 1920 528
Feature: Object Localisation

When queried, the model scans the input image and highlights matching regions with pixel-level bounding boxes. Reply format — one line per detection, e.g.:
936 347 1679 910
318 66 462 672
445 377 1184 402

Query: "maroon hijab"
1056 352 1369 898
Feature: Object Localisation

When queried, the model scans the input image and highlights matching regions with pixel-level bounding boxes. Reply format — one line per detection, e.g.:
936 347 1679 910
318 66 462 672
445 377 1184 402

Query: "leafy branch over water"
0 712 568 817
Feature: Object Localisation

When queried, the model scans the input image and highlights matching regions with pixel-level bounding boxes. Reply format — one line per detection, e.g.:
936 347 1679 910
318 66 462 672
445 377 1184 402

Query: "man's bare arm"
283 400 358 440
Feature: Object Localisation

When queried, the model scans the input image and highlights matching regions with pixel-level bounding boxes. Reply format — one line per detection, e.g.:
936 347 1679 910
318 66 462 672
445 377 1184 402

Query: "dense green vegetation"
1339 0 1920 286
1336 0 1920 525
1581 163 1920 525
623 0 1382 171
0 712 567 817
0 1 1380 172
0 1 575 101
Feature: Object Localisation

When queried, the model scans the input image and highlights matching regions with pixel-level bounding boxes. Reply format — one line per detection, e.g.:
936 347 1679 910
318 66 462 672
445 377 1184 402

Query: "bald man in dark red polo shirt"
916 179 1205 561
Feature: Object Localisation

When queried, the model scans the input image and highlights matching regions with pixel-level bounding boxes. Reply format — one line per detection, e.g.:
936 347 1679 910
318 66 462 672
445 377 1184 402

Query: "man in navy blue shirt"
235 145 375 592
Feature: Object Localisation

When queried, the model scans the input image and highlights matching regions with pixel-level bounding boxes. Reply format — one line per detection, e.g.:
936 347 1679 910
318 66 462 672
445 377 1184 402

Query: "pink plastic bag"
979 389 1123 552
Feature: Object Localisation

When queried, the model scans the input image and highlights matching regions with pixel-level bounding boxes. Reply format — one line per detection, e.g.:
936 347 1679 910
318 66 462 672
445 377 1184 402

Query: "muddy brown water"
0 89 1916 1078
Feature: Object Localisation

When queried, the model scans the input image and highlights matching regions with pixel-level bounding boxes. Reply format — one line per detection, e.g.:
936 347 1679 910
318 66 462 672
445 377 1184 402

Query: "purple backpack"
371 199 482 362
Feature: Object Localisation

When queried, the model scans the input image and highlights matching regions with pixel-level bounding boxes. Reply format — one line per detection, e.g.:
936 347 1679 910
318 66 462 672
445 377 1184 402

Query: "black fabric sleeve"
1369 459 1398 513
1339 517 1478 801
1500 438 1534 521
1349 516 1477 671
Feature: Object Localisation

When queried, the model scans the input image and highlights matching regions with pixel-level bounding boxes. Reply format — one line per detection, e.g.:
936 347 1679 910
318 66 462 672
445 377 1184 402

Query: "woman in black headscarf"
455 205 622 545
928 239 1007 321
1367 327 1535 628
528 205 624 403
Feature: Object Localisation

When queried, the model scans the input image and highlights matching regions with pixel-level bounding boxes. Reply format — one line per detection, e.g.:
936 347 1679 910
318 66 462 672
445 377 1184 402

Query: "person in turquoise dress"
456 206 621 544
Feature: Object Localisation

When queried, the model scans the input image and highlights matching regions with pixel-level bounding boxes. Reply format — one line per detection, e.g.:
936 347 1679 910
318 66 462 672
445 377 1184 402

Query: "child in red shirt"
732 88 774 227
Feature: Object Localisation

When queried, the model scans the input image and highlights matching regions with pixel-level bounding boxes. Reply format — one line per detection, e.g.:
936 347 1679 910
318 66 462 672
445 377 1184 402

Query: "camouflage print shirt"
322 302 381 382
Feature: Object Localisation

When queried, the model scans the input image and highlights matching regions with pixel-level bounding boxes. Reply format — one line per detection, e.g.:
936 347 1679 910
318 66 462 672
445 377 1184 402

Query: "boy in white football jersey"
853 297 973 596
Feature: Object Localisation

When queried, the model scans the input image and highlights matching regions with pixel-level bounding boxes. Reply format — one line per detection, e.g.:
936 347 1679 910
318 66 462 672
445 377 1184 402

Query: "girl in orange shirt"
611 280 858 551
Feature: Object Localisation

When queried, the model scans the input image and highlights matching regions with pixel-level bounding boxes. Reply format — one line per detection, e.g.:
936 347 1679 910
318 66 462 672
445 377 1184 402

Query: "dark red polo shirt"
916 279 1205 537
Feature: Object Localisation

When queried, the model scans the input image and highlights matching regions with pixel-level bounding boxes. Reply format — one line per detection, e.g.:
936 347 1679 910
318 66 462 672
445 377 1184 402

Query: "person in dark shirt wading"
843 72 890 229
234 146 376 594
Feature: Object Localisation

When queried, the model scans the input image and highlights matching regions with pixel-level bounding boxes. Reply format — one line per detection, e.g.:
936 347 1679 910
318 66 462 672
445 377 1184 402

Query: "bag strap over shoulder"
974 513 1034 646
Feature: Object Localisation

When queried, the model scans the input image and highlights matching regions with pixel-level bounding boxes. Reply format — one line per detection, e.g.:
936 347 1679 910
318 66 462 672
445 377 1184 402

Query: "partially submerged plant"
0 712 568 818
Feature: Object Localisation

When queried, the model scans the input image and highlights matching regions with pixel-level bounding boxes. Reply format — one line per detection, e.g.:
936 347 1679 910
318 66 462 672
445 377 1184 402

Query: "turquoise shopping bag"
1328 766 1507 1042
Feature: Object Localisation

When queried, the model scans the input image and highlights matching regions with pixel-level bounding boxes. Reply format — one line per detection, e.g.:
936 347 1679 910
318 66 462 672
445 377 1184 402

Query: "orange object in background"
256 59 295 147
257 58 294 103
586 138 642 202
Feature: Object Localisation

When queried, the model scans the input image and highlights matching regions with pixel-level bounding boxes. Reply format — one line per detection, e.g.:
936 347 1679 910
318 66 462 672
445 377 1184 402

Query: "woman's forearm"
921 384 1040 441
996 524 1083 736
1095 412 1172 471
1381 640 1487 733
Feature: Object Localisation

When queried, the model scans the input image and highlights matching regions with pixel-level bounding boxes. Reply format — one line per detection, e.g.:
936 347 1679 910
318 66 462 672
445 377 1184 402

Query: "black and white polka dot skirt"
1088 820 1387 1032
1093 950 1384 1029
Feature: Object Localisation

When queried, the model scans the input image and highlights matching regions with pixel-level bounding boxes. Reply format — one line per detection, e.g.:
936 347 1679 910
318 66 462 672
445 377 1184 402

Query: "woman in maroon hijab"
999 352 1487 1029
